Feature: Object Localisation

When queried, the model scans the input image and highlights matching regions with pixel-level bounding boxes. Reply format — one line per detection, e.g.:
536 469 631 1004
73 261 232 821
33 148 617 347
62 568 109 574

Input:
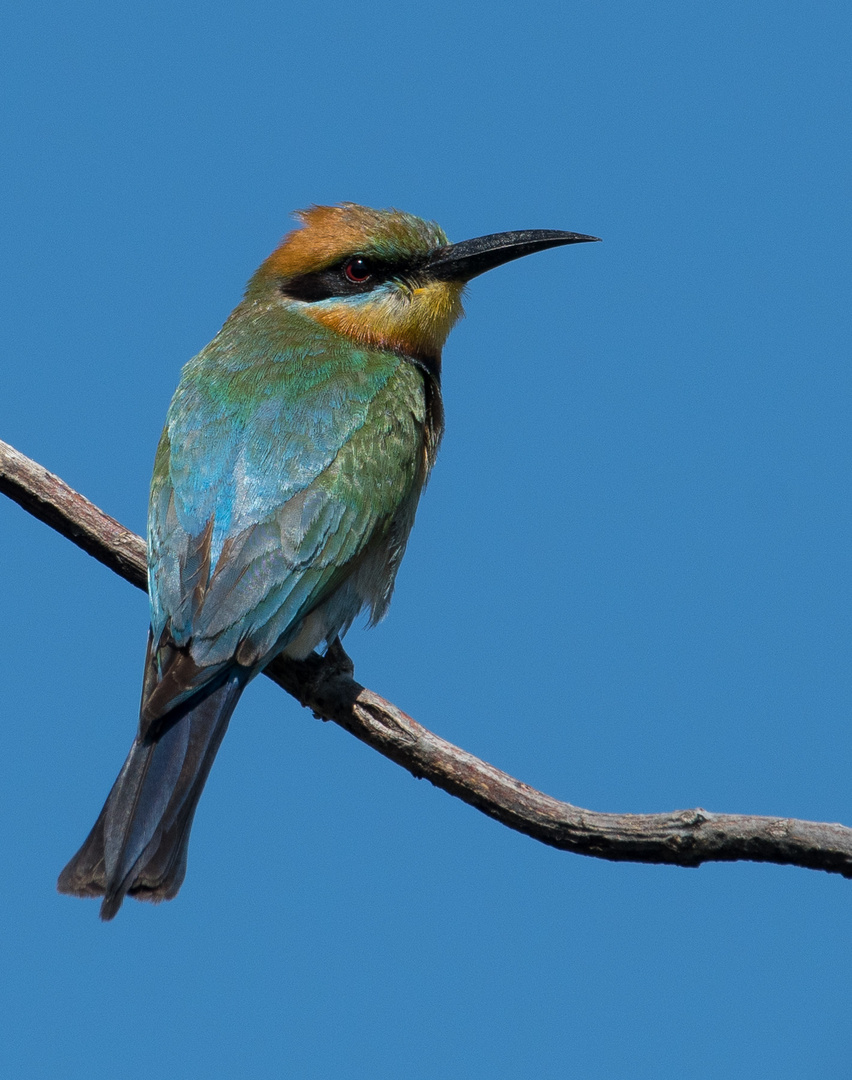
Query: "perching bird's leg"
324 636 355 677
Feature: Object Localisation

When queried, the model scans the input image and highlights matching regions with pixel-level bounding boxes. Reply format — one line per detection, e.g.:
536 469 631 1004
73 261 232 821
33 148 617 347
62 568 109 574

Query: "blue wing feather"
148 306 403 651
147 303 427 696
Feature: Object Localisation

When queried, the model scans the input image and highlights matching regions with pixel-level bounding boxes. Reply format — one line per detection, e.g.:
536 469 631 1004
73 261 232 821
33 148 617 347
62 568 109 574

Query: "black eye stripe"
280 256 416 303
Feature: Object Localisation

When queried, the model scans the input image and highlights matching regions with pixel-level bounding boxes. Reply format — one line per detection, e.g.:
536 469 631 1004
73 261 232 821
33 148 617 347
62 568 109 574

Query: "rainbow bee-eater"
57 203 599 919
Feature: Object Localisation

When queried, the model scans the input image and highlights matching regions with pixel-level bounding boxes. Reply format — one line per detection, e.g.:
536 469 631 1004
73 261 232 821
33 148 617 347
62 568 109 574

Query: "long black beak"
424 229 601 282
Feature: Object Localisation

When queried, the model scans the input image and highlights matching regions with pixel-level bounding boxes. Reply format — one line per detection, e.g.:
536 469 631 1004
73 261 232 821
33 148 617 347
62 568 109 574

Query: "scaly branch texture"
3 435 852 878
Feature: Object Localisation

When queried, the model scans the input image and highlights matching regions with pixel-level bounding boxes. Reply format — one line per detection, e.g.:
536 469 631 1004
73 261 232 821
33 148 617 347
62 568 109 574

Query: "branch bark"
3 436 851 879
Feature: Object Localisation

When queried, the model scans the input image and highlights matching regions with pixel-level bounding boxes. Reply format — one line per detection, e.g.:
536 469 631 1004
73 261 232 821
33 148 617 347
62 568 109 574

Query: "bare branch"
0 439 146 589
3 436 851 879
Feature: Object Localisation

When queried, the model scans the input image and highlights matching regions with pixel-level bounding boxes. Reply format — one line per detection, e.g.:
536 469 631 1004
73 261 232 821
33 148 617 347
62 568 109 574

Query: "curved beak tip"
426 228 602 281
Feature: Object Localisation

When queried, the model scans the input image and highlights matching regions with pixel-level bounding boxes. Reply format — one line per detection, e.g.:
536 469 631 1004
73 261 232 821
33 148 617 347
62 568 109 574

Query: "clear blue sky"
2 3 850 1077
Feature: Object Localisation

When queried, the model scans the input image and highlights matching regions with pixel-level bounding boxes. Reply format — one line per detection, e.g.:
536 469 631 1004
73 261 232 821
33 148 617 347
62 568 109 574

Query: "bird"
57 202 599 919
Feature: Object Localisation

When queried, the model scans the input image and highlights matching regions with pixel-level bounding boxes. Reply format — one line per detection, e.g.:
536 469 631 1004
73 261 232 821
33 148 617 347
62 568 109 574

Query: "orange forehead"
257 203 448 280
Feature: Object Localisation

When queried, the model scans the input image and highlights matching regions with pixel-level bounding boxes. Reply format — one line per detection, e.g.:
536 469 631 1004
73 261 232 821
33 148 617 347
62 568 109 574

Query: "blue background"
2 3 850 1076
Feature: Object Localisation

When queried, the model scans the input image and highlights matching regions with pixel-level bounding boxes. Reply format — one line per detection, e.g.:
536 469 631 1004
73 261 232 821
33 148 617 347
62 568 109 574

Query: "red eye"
344 257 372 283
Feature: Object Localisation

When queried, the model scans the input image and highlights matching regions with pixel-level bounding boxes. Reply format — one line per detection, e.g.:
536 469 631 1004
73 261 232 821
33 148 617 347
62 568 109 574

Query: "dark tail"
58 676 243 920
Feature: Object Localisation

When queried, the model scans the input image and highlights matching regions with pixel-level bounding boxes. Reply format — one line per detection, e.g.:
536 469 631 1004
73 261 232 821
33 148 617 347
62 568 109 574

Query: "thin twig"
3 436 851 878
